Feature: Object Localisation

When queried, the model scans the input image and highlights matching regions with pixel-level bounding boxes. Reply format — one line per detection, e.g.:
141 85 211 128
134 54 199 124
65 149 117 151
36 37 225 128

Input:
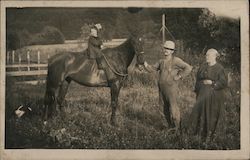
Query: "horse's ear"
129 32 137 39
131 34 144 43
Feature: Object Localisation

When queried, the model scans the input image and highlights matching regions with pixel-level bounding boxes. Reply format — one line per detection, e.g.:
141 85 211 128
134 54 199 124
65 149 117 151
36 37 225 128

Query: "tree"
7 31 20 50
30 26 65 45
7 29 31 50
198 9 240 70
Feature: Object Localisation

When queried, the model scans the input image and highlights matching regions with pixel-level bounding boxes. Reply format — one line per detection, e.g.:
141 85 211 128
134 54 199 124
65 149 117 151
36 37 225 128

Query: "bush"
79 24 91 41
30 26 65 45
7 31 19 50
7 26 65 49
198 10 240 71
7 29 31 50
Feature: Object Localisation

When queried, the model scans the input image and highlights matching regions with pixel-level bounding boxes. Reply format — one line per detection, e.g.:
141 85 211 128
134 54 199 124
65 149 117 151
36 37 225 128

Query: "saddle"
86 49 107 70
85 51 116 81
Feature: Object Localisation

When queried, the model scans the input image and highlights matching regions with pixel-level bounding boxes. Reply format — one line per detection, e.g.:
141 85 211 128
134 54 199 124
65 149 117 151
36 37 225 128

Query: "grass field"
5 40 240 149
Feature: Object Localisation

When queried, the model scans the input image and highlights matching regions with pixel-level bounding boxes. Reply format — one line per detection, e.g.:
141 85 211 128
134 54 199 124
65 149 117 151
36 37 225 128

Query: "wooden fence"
6 50 48 84
6 39 126 85
6 50 48 75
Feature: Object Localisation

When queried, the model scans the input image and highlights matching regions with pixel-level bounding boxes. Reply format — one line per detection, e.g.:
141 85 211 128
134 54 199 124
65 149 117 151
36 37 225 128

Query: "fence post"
27 50 30 71
18 53 21 71
37 51 40 71
12 50 15 64
6 51 10 64
180 40 184 55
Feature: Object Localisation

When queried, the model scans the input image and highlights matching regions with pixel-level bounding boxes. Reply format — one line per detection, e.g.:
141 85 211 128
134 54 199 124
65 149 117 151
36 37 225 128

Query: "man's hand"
143 61 154 73
203 79 213 85
174 75 182 81
138 65 144 71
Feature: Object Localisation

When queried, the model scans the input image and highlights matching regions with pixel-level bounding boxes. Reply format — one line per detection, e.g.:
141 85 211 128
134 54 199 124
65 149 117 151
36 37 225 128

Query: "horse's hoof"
167 128 177 134
110 120 117 126
60 110 67 118
110 121 116 126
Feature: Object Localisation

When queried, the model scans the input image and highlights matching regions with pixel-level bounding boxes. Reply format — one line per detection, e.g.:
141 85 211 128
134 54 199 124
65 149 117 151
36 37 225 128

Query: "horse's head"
131 36 145 66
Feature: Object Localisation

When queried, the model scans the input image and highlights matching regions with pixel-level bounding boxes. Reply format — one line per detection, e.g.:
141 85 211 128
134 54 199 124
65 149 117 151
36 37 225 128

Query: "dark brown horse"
43 36 145 125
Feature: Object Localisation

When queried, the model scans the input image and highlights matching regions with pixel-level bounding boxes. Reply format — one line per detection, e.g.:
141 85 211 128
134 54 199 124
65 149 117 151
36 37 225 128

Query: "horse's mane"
103 37 136 58
101 37 136 71
112 37 133 50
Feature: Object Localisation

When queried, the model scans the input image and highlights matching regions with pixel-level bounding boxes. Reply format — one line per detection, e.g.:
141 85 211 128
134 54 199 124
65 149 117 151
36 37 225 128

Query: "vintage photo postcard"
0 0 249 159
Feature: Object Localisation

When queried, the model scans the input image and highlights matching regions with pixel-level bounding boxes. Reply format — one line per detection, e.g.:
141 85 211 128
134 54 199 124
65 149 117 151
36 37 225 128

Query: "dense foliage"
7 29 31 50
29 26 65 45
7 26 65 49
6 8 240 70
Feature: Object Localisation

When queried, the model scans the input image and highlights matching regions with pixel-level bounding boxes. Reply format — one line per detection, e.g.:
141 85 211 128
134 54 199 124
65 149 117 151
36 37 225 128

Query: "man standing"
145 40 192 132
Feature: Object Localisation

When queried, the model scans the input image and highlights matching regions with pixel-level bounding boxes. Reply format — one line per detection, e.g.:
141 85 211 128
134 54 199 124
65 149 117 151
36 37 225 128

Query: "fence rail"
6 39 126 84
6 49 48 84
6 64 48 68
15 80 46 85
6 70 48 77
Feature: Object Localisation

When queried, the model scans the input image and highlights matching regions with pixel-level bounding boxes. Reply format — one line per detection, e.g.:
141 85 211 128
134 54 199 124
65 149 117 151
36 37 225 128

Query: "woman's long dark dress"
189 62 227 138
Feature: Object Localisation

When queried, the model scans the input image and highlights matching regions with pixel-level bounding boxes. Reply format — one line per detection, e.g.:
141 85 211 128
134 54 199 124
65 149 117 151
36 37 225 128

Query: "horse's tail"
43 53 72 121
43 66 57 120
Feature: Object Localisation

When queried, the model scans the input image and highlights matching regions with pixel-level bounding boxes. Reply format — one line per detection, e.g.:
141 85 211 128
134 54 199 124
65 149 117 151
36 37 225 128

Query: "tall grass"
5 41 240 149
5 68 240 149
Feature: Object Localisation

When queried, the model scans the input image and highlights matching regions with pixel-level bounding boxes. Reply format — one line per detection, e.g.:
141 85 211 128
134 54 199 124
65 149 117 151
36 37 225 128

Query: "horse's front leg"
110 80 121 126
57 79 71 115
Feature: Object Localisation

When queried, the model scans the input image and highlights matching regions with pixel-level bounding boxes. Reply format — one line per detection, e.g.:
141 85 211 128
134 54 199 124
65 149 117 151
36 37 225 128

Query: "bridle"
102 54 129 77
101 39 145 77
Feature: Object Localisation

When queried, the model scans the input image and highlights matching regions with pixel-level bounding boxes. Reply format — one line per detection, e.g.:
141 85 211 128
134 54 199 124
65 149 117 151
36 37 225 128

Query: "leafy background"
6 7 240 70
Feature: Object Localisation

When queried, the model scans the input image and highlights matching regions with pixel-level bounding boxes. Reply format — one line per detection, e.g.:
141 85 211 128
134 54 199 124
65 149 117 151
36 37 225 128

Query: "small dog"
15 105 32 118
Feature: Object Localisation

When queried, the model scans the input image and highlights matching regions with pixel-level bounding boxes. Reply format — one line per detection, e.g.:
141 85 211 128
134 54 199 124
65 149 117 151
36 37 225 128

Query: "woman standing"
189 48 228 138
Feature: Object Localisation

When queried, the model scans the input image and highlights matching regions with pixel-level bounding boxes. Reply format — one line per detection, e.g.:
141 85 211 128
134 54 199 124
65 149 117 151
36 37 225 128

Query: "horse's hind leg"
44 87 57 120
57 78 71 113
110 80 121 126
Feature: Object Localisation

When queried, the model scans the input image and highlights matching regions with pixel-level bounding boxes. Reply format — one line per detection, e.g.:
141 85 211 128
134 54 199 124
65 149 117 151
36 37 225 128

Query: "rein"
102 53 128 77
101 51 144 77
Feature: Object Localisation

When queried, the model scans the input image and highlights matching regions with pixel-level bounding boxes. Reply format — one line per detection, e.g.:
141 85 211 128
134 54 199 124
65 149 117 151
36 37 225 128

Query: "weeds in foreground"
5 67 240 149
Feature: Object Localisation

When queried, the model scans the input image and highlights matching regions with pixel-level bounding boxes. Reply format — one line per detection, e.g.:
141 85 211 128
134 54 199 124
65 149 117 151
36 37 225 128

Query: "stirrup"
96 58 104 69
